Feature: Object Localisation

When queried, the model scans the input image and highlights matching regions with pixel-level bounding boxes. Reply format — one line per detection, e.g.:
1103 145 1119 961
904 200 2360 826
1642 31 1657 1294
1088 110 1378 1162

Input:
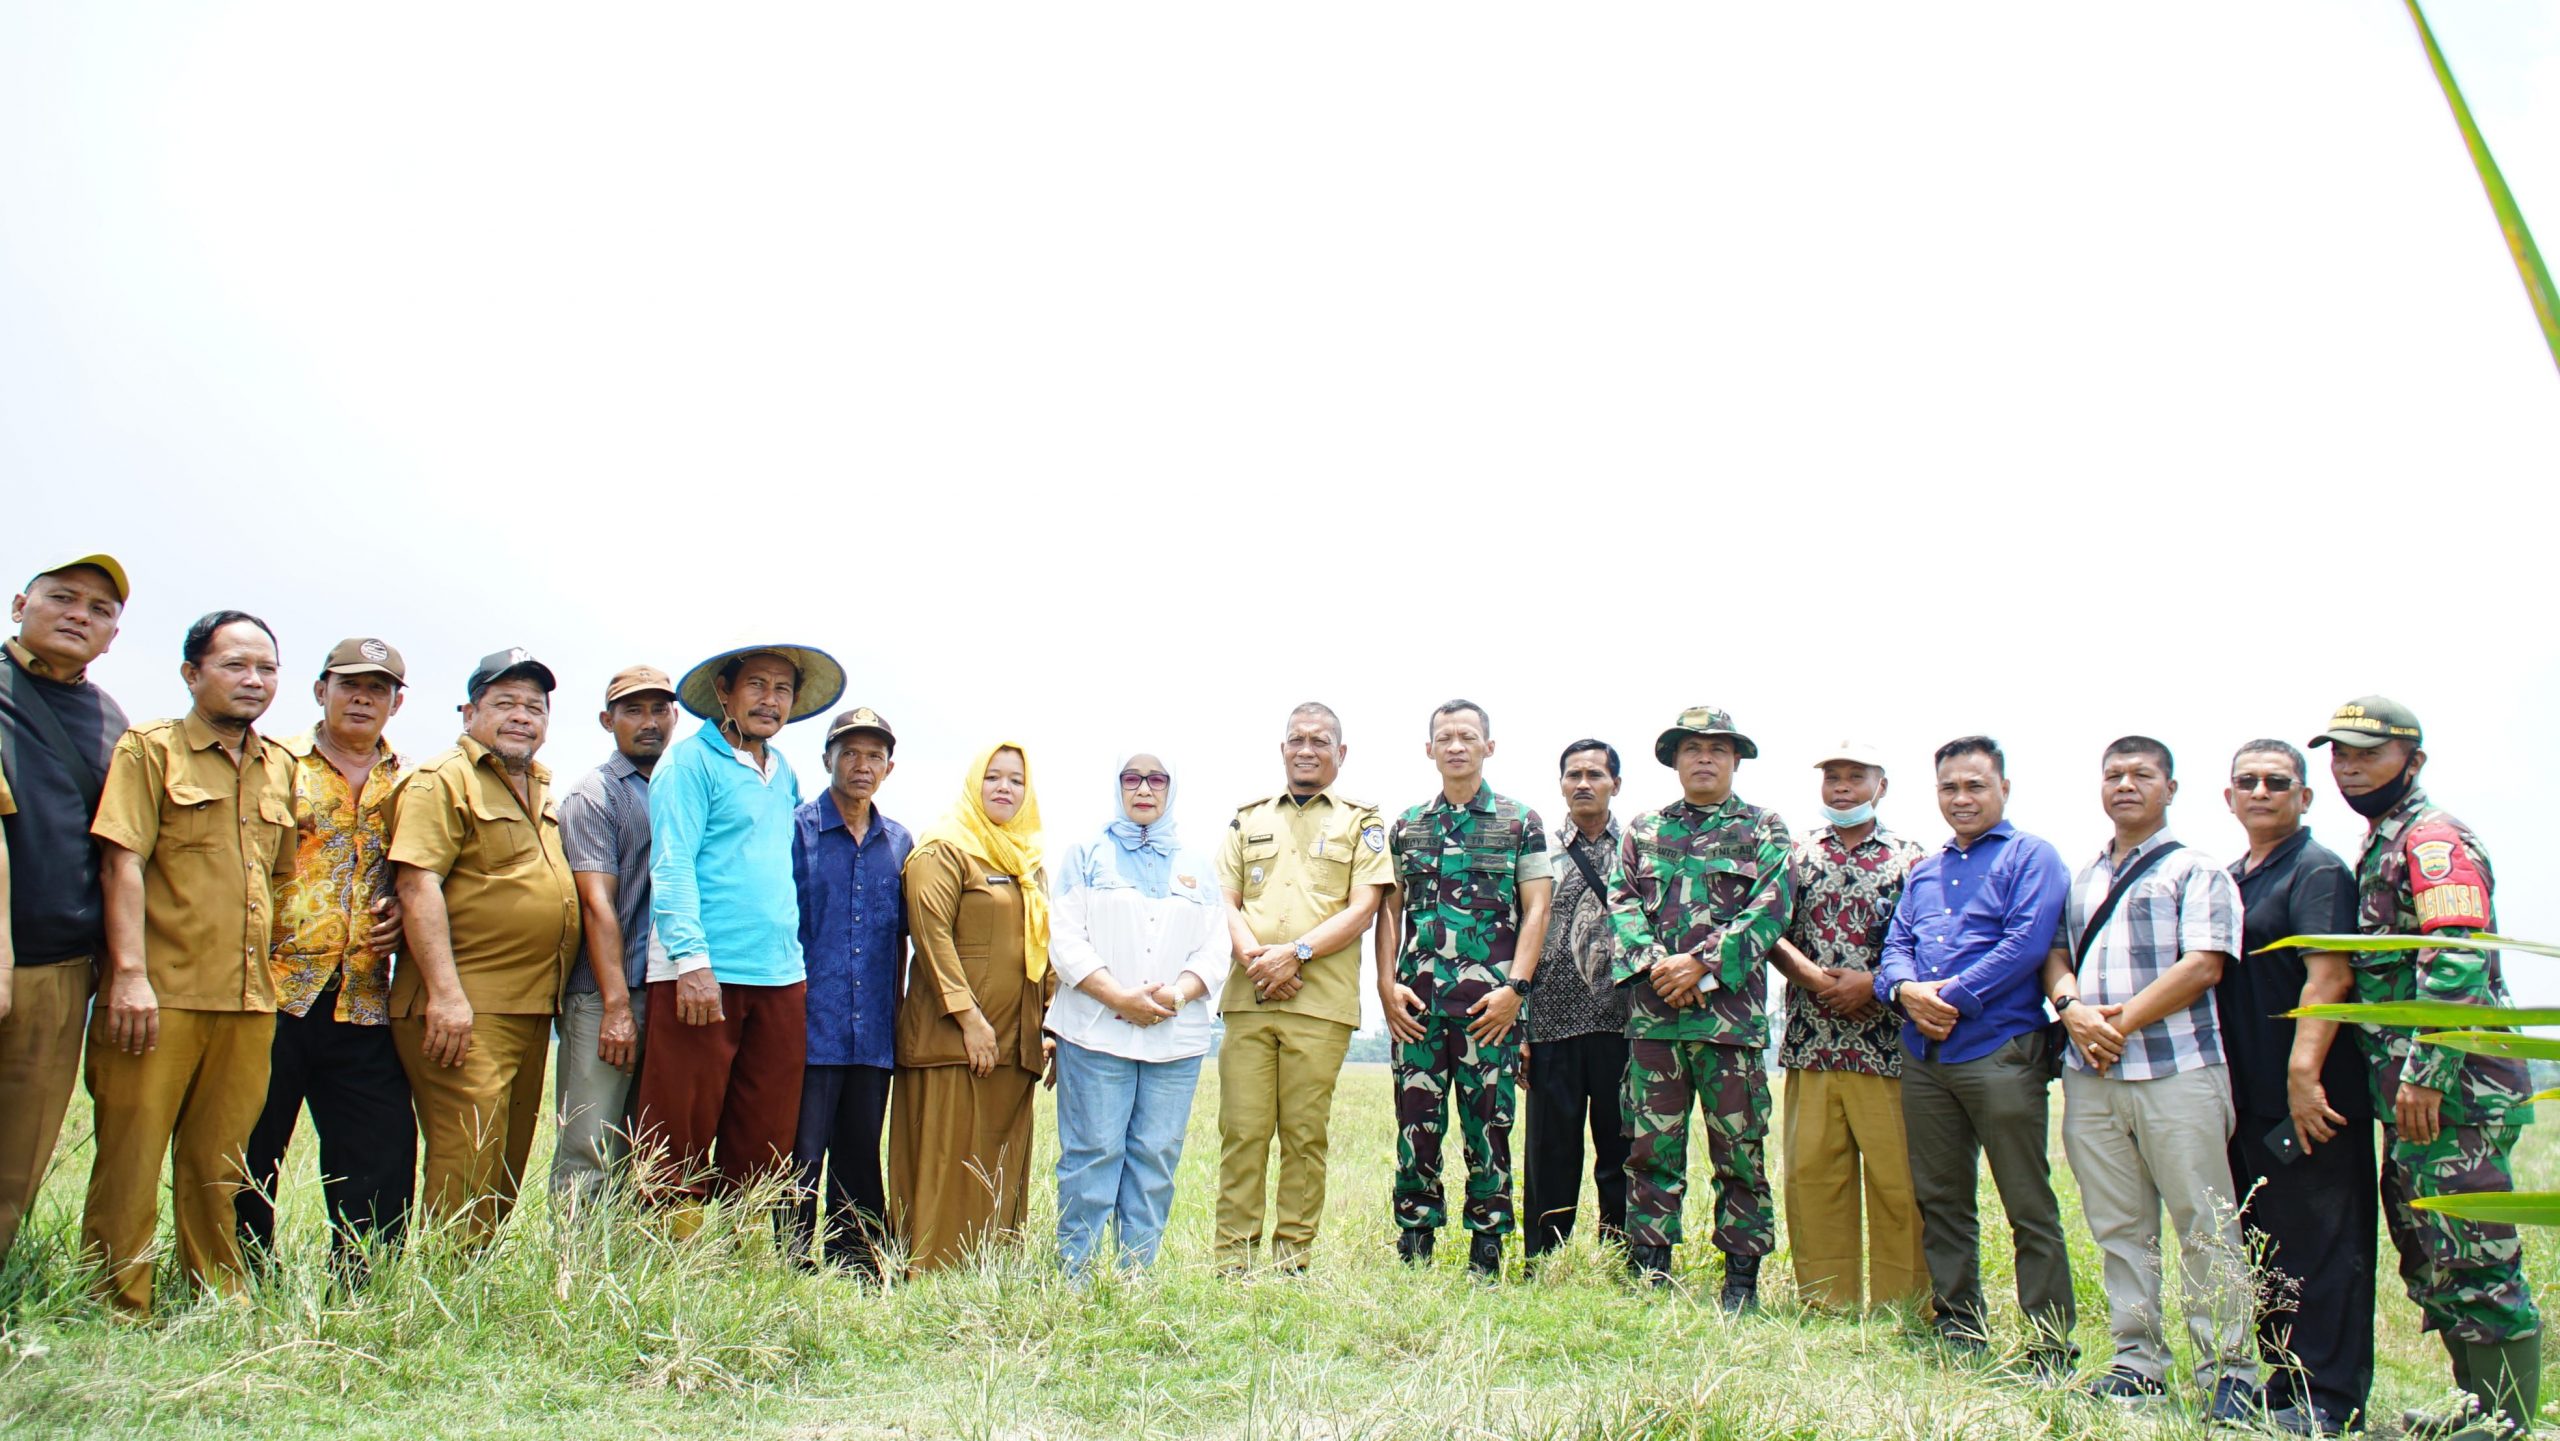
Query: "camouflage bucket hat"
1653 705 1759 766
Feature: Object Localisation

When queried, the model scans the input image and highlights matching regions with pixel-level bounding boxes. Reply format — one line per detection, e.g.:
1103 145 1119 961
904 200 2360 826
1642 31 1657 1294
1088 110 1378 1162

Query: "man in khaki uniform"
391 648 579 1247
85 609 296 1316
1213 701 1393 1272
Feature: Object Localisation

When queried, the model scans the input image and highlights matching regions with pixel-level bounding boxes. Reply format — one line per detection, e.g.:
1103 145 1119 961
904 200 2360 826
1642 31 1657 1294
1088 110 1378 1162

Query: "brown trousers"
82 1006 274 1316
394 1011 549 1249
0 963 93 1262
1781 1066 1927 1311
632 979 806 1202
888 1060 1037 1274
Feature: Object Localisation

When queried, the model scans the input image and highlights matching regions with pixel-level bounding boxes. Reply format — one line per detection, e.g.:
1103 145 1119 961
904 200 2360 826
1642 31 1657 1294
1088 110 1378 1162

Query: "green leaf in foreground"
2293 1000 2560 1028
2411 1191 2560 1226
2258 933 2560 960
2409 1030 2560 1061
2403 0 2560 375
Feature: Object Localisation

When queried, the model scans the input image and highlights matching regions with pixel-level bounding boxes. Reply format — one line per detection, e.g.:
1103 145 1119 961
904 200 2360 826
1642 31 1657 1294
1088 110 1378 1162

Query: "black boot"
1719 1252 1761 1314
1626 1243 1672 1287
1467 1232 1502 1281
1396 1227 1435 1265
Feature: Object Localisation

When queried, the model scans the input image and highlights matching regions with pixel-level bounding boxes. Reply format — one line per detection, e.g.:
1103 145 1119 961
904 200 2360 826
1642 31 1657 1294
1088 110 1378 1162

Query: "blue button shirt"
1873 820 2070 1065
792 790 912 1068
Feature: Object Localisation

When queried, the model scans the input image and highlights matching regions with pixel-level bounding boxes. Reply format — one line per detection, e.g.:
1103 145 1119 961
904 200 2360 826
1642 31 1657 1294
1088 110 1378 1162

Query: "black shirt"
2217 828 2370 1121
0 647 126 964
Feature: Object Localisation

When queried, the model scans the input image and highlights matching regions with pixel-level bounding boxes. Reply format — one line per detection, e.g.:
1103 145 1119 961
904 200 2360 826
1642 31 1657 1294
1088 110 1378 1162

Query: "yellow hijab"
909 740 1051 982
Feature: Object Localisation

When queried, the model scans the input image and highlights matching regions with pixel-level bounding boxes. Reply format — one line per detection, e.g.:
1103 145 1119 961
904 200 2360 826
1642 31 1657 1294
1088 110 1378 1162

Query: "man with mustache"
236 638 414 1279
390 648 580 1247
0 554 129 1268
2315 696 2540 1440
549 665 678 1204
84 610 297 1315
635 643 843 1227
1519 739 1632 1266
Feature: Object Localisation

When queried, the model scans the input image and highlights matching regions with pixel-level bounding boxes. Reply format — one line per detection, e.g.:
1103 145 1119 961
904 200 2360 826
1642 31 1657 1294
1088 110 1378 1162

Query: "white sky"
6 2 2556 1023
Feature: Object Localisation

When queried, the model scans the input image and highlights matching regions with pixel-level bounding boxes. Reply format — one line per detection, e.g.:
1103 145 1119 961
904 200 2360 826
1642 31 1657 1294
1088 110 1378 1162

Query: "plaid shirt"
1781 824 1925 1076
2060 829 2241 1080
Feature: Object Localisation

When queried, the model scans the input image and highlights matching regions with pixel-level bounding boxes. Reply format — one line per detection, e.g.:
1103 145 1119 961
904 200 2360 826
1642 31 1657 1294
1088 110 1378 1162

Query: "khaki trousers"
81 1006 274 1317
1214 1008 1351 1267
0 962 93 1262
395 1012 550 1249
887 1060 1038 1275
1781 1066 1926 1311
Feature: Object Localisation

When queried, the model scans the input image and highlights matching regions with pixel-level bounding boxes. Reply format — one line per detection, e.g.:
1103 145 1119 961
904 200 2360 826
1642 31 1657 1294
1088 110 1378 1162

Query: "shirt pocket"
1451 844 1519 917
1302 831 1354 904
1236 836 1281 900
253 794 296 871
468 790 538 873
160 775 228 852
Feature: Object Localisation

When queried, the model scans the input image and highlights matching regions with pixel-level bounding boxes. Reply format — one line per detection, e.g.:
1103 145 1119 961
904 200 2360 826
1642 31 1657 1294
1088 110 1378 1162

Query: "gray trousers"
550 989 649 1202
1901 1028 2077 1352
2061 1062 2257 1387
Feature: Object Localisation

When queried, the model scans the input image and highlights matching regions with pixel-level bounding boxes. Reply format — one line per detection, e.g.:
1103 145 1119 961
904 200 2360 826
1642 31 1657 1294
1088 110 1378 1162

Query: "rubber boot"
1396 1227 1435 1265
2407 1332 2482 1437
1719 1252 1761 1314
2455 1332 2542 1438
1466 1232 1501 1282
1626 1243 1672 1287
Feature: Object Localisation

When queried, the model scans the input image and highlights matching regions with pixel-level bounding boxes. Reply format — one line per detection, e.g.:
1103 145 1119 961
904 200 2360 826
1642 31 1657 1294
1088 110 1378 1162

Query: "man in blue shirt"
786 707 911 1277
1874 735 2074 1371
634 642 843 1224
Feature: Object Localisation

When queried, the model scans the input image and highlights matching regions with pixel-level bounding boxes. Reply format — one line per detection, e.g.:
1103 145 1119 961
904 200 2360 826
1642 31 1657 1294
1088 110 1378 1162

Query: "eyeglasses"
2229 774 2298 794
1119 771 1172 791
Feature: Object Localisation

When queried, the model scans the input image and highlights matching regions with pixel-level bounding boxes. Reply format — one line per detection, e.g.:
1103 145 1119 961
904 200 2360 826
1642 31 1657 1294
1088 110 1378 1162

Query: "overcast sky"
6 2 2556 1024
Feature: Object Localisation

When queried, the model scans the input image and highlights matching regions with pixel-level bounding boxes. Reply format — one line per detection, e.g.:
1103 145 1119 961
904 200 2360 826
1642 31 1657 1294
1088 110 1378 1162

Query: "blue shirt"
792 790 912 1068
648 723 805 986
1873 820 2070 1065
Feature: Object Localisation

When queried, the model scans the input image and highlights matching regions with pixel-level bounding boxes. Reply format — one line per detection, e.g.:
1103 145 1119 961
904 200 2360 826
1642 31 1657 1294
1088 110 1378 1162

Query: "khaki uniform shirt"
1216 789 1392 1029
387 734 578 1017
895 840 1052 1074
89 712 297 1012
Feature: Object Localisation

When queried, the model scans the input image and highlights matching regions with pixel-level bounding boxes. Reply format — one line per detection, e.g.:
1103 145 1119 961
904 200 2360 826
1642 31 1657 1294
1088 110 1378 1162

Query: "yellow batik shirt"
269 731 406 1023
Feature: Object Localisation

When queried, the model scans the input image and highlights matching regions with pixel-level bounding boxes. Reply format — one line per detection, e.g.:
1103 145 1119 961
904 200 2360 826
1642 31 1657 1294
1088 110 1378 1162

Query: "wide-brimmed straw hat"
676 642 846 724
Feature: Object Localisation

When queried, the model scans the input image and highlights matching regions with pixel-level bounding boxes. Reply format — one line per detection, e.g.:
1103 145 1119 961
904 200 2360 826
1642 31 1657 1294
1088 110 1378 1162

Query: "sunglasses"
1119 771 1172 791
2229 774 2298 794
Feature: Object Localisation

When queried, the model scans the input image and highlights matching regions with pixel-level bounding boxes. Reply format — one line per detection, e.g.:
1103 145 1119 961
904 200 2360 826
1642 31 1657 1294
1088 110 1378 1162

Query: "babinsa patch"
2413 839 2457 882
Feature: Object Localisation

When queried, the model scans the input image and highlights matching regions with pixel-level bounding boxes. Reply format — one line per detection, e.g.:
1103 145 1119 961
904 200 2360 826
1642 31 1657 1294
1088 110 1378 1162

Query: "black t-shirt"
2216 828 2370 1120
0 650 126 964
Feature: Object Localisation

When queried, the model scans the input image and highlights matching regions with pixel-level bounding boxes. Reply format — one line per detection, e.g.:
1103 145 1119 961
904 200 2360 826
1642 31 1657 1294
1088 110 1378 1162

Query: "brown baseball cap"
824 706 895 752
604 665 677 706
31 553 130 603
322 636 406 683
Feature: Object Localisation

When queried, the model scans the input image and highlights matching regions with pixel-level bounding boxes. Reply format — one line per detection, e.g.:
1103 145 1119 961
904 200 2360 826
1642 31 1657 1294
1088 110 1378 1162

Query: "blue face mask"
1819 801 1877 828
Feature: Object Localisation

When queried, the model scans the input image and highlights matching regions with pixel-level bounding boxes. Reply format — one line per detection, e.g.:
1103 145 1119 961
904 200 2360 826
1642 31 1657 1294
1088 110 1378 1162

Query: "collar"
1280 789 1336 810
2101 825 2178 868
2373 785 2430 835
1817 821 1897 853
604 749 643 782
280 727 396 770
456 731 550 787
2231 826 2311 880
1945 819 2015 857
814 788 886 840
3 636 86 685
180 708 262 757
1427 784 1497 815
1670 793 1742 824
1558 815 1620 849
693 720 779 779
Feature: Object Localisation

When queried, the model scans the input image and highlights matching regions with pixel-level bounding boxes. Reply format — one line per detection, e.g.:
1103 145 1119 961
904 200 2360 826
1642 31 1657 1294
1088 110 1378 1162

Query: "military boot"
2453 1333 2542 1438
1396 1227 1434 1265
1467 1233 1502 1281
1626 1244 1672 1287
2405 1333 2482 1437
1719 1252 1761 1313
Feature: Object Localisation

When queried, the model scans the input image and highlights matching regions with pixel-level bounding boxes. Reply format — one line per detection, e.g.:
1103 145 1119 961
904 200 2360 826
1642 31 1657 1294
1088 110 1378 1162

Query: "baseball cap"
1654 705 1760 766
2309 695 2423 750
603 665 676 706
31 553 129 603
322 636 406 683
823 707 896 752
1811 740 1888 770
466 647 558 701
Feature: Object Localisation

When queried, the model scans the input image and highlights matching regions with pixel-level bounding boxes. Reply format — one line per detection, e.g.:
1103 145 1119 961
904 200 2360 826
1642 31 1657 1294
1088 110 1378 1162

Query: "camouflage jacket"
1390 786 1551 1017
1604 794 1795 1046
2351 787 2532 1125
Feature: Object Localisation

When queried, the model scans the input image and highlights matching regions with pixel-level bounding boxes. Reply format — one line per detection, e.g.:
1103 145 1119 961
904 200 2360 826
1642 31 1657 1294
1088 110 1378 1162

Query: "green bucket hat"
1654 705 1759 766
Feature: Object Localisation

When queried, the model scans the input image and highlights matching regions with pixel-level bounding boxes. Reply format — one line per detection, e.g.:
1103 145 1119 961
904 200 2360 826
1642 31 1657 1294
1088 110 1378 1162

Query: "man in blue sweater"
633 642 844 1219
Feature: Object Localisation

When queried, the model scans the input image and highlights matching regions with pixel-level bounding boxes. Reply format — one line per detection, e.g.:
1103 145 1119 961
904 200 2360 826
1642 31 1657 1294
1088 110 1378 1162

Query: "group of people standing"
0 551 2540 1440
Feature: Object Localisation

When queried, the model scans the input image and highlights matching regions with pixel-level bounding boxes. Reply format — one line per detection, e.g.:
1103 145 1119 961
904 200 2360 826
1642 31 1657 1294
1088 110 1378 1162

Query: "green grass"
2 1060 2551 1438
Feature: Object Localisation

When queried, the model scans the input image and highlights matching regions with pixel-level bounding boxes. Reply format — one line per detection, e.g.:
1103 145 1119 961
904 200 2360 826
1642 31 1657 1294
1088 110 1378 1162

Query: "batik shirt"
269 731 405 1023
1780 823 1925 1076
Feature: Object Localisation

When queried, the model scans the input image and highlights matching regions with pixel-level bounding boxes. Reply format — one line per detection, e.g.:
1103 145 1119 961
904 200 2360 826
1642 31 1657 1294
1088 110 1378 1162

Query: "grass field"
1 1059 2552 1439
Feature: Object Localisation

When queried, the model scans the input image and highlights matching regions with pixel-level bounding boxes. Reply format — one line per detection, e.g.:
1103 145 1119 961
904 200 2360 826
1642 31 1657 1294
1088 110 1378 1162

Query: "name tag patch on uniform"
1363 824 1385 853
987 874 1015 886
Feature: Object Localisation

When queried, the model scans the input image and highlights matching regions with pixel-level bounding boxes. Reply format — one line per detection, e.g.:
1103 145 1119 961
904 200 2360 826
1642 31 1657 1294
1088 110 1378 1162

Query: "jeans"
1054 1039 1203 1272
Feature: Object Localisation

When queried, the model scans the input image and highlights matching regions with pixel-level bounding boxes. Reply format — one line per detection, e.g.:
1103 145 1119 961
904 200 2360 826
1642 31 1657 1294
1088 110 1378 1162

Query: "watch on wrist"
1293 940 1314 962
2053 994 2078 1015
1504 975 1532 998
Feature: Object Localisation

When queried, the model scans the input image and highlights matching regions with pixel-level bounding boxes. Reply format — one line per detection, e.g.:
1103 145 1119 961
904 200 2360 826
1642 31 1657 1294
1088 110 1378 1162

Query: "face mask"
1819 801 1877 828
2344 760 2414 820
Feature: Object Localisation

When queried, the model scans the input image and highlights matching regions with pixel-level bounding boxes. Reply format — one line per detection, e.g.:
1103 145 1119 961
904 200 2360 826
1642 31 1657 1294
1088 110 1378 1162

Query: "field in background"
2 1060 2553 1439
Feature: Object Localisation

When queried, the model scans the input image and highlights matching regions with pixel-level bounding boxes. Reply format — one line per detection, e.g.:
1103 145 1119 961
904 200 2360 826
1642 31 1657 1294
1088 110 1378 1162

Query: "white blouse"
1042 861 1230 1062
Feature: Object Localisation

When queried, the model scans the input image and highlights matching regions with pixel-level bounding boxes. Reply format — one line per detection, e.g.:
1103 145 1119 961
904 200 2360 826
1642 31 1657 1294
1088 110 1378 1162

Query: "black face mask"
2344 758 2415 819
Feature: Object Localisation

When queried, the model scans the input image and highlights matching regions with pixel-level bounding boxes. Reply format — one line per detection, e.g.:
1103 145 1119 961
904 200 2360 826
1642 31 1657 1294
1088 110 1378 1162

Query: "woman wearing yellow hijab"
889 741 1054 1274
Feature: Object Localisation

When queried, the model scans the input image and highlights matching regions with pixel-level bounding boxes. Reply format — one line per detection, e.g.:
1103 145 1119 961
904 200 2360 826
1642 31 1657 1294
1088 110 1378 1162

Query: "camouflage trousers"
2380 1119 2542 1343
1391 1013 1519 1234
1624 1037 1772 1255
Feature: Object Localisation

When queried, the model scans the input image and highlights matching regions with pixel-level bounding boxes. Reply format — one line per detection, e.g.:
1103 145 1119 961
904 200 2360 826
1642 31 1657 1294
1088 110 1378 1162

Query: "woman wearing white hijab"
1043 751 1227 1271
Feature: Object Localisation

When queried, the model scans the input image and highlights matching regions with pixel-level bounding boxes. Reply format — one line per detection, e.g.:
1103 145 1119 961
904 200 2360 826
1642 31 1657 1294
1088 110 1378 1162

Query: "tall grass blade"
2403 0 2560 374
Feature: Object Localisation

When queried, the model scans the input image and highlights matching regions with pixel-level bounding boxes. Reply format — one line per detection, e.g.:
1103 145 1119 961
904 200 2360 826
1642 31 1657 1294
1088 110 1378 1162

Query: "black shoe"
2082 1368 2169 1405
1626 1243 1672 1287
1396 1227 1434 1265
2204 1376 2262 1427
1467 1233 1501 1281
2263 1404 2346 1437
1718 1252 1760 1314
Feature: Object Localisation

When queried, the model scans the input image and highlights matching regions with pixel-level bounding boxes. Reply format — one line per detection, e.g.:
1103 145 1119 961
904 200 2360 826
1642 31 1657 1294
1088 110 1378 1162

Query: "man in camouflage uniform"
1378 698 1553 1280
1604 706 1795 1310
2315 696 2539 1439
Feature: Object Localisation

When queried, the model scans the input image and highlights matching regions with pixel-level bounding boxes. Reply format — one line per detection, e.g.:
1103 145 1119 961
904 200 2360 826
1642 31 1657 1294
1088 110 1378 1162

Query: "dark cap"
1654 704 1759 766
466 646 558 701
2309 695 2423 750
824 706 895 752
30 552 129 603
322 636 406 683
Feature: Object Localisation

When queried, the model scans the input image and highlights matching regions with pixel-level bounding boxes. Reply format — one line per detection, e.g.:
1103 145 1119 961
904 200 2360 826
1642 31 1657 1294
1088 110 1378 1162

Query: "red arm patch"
2404 820 2490 932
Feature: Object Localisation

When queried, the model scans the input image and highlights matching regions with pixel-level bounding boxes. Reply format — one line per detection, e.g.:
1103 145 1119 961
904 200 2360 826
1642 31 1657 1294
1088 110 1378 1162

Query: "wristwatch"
2053 995 2078 1015
1888 980 1909 1007
1505 975 1533 998
1293 940 1314 962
